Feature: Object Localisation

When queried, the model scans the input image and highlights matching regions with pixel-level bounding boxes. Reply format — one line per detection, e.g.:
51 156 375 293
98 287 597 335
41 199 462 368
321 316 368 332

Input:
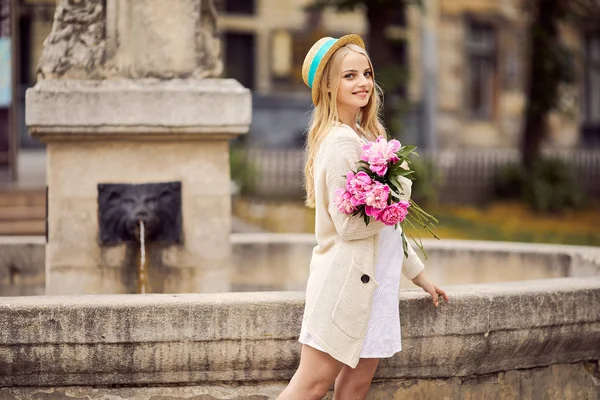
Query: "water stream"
138 220 147 294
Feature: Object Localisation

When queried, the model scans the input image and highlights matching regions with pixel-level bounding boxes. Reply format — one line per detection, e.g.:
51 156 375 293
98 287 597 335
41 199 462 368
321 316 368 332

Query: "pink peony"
377 201 410 226
345 171 372 206
333 188 356 214
368 159 389 177
364 182 390 209
361 136 401 176
365 205 384 219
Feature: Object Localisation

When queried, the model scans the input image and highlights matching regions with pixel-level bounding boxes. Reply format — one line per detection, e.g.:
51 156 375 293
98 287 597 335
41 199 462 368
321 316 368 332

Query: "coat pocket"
331 260 378 339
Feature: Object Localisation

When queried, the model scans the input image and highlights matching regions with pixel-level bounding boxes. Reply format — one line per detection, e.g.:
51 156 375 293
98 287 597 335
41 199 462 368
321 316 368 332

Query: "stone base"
43 139 233 294
25 79 250 294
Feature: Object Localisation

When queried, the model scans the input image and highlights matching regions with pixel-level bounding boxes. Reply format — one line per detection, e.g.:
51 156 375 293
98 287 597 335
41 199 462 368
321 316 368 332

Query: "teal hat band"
308 38 338 89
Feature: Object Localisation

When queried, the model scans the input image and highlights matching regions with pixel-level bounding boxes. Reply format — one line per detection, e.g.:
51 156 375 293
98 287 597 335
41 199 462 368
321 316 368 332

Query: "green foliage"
408 156 440 206
495 164 527 199
495 158 585 213
377 63 412 136
229 146 259 196
526 31 576 116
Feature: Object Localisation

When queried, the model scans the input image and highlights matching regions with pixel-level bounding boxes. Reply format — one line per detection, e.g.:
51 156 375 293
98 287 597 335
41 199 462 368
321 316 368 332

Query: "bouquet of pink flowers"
333 136 438 258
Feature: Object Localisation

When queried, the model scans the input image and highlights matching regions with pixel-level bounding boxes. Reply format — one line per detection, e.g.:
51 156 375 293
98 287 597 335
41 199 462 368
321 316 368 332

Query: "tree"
310 0 423 137
522 0 600 168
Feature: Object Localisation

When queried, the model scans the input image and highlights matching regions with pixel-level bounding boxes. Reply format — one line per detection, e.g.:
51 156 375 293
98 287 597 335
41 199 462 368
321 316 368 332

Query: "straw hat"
302 34 365 105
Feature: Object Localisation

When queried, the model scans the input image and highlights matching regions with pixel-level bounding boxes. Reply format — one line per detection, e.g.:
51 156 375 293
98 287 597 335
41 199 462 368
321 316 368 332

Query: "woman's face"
335 51 373 112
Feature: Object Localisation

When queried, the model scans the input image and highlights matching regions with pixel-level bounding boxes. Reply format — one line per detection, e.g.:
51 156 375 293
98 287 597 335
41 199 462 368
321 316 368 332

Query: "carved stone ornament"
97 181 182 246
36 0 223 80
193 0 223 79
37 0 107 80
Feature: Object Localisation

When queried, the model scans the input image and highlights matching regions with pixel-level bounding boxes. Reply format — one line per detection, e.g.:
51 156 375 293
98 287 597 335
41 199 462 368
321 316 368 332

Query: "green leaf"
363 212 370 226
401 232 408 259
393 169 415 177
396 146 417 158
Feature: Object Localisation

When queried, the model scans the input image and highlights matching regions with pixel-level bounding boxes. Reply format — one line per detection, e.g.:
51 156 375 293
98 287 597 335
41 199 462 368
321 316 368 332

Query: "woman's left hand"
412 272 449 307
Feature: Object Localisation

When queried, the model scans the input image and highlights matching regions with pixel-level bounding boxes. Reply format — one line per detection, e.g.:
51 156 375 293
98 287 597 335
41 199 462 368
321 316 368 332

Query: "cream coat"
302 124 425 368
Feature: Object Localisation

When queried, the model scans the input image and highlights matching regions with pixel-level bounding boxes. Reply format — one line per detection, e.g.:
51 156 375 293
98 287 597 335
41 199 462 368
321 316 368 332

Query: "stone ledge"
1 363 598 399
25 79 251 138
0 277 598 386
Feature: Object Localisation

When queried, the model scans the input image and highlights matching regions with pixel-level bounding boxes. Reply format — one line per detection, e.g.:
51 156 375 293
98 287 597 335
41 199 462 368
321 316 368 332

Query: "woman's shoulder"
316 125 363 171
322 124 362 147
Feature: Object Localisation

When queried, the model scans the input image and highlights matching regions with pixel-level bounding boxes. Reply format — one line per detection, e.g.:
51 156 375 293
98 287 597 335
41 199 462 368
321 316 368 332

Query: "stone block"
26 79 251 136
46 140 231 199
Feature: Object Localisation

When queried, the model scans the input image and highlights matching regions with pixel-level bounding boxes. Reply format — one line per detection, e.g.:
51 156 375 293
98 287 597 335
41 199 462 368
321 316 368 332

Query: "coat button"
361 274 370 283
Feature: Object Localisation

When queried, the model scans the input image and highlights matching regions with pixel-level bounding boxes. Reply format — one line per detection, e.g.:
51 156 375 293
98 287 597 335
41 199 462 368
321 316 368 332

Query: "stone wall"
0 277 599 398
231 236 600 291
2 236 600 295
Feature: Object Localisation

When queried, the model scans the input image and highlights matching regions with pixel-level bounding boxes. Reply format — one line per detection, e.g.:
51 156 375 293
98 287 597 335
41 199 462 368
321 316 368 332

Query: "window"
467 22 496 119
224 32 255 90
216 0 255 15
271 30 292 79
390 6 406 27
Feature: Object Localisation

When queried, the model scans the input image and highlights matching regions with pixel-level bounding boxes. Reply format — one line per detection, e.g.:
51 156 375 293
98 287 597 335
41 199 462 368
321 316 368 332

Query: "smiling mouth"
353 91 369 95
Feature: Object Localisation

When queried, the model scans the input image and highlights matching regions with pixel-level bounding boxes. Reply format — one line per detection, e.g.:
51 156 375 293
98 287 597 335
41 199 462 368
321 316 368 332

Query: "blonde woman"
277 35 448 400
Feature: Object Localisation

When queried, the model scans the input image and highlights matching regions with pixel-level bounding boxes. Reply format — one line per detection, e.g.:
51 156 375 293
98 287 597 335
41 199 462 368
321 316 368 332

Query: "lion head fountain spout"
98 182 182 245
97 181 182 294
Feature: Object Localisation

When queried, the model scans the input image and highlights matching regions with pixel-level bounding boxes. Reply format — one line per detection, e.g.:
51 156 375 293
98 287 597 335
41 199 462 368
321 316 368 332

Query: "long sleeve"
321 129 386 241
401 237 425 280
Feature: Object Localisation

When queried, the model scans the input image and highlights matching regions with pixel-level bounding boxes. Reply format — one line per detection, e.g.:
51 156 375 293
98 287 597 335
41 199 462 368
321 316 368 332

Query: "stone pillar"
25 0 251 294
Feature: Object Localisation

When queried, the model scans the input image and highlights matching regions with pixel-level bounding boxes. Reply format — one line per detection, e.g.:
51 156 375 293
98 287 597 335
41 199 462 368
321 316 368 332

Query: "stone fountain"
25 0 250 295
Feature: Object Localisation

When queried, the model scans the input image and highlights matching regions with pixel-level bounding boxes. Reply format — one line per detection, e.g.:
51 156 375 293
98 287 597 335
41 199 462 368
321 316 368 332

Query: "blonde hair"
303 44 386 208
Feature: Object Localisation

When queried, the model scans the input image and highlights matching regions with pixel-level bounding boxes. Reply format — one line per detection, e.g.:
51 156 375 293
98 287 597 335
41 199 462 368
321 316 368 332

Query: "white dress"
298 224 404 358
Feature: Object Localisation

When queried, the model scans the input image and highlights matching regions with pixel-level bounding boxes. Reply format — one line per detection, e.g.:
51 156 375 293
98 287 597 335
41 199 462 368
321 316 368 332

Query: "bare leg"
277 344 345 400
332 358 380 400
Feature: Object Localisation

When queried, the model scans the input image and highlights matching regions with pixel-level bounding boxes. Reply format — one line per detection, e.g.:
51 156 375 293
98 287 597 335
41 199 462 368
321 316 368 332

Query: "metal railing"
239 147 600 203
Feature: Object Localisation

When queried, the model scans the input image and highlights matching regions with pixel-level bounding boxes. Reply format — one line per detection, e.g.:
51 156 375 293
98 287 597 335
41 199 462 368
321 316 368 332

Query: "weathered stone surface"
1 363 598 399
37 0 106 80
26 79 251 137
39 139 233 294
0 277 598 387
38 0 222 80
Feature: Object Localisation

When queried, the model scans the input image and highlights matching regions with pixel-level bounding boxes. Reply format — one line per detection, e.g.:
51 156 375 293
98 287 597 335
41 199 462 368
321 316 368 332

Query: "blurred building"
217 0 599 150
1 0 54 158
216 0 368 148
416 0 599 150
4 0 600 154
